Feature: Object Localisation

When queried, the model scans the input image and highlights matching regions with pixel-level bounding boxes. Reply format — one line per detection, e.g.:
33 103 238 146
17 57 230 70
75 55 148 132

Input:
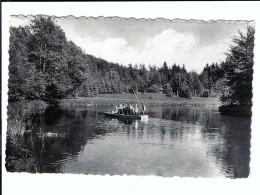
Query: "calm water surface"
29 105 250 178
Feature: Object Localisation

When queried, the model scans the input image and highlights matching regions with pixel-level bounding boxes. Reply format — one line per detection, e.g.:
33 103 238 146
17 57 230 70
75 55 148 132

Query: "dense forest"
9 16 254 115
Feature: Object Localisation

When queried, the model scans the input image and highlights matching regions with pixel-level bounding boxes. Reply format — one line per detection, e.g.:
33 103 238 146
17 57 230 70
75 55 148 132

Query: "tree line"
9 16 254 109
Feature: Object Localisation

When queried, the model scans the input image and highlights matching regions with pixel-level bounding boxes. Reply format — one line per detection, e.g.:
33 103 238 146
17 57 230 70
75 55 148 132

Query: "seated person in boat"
112 105 119 114
122 103 132 115
118 103 138 115
129 104 135 115
122 104 126 115
126 103 131 115
118 104 123 114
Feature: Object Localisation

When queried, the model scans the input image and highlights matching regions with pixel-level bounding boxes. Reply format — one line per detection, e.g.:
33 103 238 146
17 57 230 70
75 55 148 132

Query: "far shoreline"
60 93 221 107
7 93 252 118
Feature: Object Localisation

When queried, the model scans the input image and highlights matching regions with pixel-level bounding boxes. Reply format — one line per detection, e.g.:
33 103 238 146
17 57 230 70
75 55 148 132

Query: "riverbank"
6 100 49 172
60 93 220 107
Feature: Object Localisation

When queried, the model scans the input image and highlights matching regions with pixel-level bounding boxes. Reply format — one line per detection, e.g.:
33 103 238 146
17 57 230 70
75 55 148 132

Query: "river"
13 105 251 178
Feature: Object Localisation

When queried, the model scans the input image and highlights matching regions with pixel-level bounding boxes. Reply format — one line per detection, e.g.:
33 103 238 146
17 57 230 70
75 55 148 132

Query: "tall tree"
221 26 255 106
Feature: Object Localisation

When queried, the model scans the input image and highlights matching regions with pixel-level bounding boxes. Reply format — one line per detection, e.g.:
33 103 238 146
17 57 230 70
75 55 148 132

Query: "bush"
179 88 191 98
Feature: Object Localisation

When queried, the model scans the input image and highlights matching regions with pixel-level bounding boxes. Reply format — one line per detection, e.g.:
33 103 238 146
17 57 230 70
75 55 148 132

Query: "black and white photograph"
3 3 260 195
5 14 255 178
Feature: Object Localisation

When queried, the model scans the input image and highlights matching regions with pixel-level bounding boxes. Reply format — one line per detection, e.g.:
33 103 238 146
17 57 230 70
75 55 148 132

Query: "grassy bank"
6 100 48 172
7 100 48 135
60 93 220 107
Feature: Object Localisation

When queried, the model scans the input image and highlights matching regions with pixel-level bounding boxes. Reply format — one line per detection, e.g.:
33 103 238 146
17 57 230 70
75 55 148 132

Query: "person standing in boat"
126 103 131 115
135 104 139 115
141 103 146 115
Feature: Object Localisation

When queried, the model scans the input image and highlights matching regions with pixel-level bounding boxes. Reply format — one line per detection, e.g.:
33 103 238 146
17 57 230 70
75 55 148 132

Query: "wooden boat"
103 112 148 120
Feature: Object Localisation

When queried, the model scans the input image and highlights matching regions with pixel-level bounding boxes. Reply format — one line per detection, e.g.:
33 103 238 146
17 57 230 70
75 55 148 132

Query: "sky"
10 15 251 73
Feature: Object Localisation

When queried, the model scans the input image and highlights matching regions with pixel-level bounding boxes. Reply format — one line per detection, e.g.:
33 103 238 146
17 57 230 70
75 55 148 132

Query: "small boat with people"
103 111 148 120
103 90 148 121
103 103 148 121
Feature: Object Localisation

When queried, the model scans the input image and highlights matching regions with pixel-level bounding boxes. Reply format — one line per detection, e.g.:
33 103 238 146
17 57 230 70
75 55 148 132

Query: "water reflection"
18 105 250 177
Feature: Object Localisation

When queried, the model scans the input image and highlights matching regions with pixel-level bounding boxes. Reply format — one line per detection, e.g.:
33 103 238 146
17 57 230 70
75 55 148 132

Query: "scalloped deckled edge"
10 14 255 25
7 14 255 179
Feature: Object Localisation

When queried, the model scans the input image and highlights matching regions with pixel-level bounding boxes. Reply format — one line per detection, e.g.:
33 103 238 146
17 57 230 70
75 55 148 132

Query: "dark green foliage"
9 27 32 101
220 26 254 106
9 16 87 103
